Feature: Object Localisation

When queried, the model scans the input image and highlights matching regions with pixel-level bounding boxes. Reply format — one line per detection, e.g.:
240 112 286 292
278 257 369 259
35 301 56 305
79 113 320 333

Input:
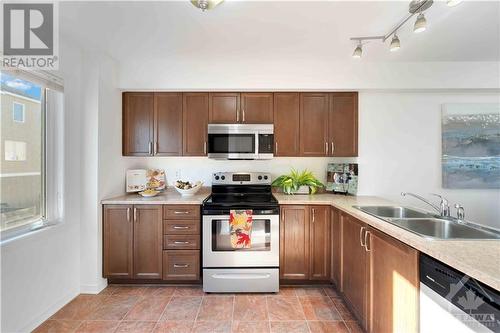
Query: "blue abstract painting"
442 104 500 189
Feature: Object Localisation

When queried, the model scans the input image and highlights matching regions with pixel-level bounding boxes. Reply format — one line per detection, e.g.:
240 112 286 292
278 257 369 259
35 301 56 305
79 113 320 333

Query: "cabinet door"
133 205 163 279
163 250 200 280
342 213 368 329
183 93 209 156
274 93 300 156
209 93 240 123
155 93 183 156
309 206 330 280
123 92 154 156
240 93 273 123
368 228 419 333
299 93 329 156
103 205 133 279
330 207 342 290
280 205 309 280
329 92 358 157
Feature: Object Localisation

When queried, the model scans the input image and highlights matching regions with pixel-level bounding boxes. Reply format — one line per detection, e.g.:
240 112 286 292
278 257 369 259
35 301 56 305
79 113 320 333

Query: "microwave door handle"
255 132 259 157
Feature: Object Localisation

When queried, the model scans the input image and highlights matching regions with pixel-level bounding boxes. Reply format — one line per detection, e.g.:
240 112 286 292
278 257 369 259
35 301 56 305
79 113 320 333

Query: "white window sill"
0 219 62 246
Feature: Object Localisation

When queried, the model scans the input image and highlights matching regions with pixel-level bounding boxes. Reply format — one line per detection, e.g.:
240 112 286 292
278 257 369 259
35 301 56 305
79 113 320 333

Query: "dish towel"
229 210 253 249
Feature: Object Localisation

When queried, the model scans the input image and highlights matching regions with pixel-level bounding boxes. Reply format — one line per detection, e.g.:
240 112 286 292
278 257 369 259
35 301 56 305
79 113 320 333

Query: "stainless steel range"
202 172 279 293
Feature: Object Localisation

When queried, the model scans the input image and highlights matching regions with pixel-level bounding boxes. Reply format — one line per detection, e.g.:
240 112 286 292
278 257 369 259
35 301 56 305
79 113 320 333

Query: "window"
1 71 64 242
12 102 25 122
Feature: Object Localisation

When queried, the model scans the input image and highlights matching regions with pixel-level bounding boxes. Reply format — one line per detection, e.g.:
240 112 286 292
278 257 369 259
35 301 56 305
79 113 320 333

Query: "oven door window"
208 134 255 154
212 218 270 251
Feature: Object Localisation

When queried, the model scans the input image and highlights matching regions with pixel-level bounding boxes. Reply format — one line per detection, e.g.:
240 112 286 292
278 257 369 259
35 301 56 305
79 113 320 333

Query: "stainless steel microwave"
207 124 274 160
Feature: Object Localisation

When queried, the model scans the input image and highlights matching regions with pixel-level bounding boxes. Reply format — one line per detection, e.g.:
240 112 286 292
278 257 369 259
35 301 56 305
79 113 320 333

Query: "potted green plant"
272 169 325 194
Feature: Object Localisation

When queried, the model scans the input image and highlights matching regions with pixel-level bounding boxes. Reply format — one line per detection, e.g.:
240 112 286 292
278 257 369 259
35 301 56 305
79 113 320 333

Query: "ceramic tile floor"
33 285 364 333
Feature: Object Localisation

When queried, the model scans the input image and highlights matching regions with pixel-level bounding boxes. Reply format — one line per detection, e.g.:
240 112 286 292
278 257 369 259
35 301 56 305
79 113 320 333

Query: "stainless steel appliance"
420 254 499 332
207 124 274 160
202 172 279 293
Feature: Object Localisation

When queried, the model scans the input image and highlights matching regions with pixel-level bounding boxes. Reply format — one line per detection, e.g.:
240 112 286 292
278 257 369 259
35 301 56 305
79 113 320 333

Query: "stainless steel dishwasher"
420 254 500 333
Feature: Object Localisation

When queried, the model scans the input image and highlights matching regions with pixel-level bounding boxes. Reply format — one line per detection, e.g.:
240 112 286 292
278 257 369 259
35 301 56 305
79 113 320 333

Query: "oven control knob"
264 175 268 180
215 176 220 180
258 175 262 180
221 176 225 180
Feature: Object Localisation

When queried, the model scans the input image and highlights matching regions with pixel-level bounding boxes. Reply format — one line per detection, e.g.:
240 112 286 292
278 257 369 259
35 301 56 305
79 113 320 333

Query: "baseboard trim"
18 290 78 333
80 280 108 294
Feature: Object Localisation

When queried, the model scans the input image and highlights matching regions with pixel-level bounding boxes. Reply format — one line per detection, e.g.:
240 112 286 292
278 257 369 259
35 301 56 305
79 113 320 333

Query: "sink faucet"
401 192 451 217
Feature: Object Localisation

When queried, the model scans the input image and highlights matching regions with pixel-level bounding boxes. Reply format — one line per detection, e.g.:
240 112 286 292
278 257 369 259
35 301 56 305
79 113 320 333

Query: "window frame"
12 101 25 123
1 70 64 244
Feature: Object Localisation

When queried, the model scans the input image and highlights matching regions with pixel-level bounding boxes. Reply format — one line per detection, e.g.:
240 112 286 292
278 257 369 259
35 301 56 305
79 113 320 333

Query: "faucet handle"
430 193 450 217
455 204 465 221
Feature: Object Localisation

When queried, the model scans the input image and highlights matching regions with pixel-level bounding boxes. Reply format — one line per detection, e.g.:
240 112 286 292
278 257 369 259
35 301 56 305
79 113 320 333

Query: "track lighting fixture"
413 13 427 33
390 34 401 52
352 43 363 58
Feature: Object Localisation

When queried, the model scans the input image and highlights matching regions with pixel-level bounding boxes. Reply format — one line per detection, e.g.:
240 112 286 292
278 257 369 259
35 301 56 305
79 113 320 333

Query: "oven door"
202 214 279 268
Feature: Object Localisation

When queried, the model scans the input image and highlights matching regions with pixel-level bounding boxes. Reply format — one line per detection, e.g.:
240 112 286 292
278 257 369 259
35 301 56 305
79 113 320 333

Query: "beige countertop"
101 187 211 205
102 189 500 290
275 192 500 291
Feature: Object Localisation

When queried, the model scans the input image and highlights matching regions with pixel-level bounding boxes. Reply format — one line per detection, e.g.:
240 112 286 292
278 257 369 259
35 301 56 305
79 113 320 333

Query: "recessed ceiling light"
414 13 427 33
446 0 463 7
352 44 362 58
390 34 401 52
190 0 224 12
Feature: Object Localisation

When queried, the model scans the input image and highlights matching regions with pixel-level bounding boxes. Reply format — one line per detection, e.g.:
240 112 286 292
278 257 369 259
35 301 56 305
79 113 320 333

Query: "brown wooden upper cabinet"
240 93 273 123
103 204 163 280
329 92 358 157
183 93 209 156
209 92 240 123
123 92 154 156
209 93 273 124
123 92 182 156
299 93 330 156
274 93 300 156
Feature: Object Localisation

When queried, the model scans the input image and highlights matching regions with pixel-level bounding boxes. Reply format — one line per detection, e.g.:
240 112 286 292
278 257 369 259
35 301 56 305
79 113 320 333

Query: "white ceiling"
60 1 500 63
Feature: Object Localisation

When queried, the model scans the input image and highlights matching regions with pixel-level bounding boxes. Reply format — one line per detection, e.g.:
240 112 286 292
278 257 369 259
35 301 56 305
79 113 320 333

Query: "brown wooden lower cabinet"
368 228 419 333
330 207 342 289
133 205 163 279
280 205 331 281
163 250 200 280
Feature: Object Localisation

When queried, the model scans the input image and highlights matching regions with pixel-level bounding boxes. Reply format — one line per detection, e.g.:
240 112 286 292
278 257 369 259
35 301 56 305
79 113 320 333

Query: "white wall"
0 36 83 333
358 92 500 229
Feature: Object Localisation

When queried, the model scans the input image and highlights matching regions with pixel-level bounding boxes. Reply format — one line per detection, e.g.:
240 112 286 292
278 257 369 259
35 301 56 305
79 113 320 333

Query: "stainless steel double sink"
353 206 500 240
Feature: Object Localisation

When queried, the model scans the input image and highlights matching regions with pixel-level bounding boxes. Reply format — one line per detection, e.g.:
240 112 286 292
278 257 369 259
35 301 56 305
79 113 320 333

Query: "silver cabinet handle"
364 231 371 252
173 264 189 268
204 141 207 155
154 141 158 155
174 241 190 244
312 208 315 223
242 109 245 122
275 142 278 155
174 211 190 214
325 142 328 155
148 141 153 155
331 142 334 154
127 207 131 221
236 109 240 122
359 226 366 247
133 207 137 221
173 226 189 229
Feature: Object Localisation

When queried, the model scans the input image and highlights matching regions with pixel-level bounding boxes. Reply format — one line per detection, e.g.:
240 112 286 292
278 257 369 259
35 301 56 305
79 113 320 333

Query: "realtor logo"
2 2 59 69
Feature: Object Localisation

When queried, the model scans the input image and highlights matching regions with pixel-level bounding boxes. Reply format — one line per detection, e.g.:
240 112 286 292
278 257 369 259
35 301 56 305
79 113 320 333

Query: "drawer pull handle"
174 211 190 214
173 226 189 229
212 273 271 280
174 241 190 244
174 264 189 268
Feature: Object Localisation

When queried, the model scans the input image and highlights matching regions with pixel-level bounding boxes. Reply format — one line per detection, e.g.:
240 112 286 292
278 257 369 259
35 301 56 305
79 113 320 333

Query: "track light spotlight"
390 34 401 52
352 43 362 58
414 13 427 33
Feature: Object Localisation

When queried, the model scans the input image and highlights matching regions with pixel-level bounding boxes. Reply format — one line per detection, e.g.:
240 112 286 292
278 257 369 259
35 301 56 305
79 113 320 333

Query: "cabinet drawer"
163 205 200 220
163 220 200 235
163 250 200 280
164 235 200 250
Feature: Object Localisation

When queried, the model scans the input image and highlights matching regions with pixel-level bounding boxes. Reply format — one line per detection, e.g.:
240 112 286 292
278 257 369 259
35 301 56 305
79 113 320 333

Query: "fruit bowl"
173 180 203 196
